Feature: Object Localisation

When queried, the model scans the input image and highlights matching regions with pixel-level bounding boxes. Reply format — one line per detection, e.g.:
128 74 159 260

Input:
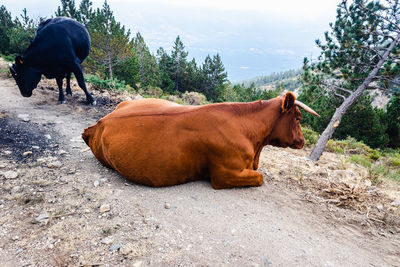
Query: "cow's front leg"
210 167 263 190
66 72 72 95
56 77 66 104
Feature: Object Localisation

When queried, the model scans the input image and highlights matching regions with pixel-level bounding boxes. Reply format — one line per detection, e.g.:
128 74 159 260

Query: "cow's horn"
295 100 320 117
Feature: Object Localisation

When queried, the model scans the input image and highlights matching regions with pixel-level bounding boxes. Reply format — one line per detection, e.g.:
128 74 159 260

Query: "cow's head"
268 92 319 149
9 56 41 97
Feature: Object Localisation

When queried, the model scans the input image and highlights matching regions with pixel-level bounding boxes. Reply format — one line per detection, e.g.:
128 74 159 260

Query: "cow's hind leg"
56 77 66 104
72 62 96 105
210 167 263 189
66 72 72 95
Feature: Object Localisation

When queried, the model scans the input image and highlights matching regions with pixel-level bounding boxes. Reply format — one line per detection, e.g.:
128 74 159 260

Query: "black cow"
9 17 95 104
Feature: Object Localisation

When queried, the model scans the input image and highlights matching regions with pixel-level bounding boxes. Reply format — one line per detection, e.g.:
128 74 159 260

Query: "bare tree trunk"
107 49 113 80
310 33 400 161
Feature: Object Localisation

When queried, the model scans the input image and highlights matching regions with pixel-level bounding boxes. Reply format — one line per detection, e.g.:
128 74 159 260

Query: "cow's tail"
82 124 97 146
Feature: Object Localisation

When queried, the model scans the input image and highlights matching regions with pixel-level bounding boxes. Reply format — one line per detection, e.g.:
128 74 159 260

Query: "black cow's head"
9 56 41 97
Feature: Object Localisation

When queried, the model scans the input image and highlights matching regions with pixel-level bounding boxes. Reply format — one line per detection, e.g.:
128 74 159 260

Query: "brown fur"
82 92 304 189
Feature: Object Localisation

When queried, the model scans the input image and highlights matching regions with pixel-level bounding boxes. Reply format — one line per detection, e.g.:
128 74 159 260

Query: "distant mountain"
239 69 302 92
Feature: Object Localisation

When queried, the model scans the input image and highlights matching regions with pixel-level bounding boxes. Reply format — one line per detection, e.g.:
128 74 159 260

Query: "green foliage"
301 125 319 146
301 0 400 157
200 54 228 102
1 53 16 62
85 74 129 92
113 55 140 88
55 0 78 19
349 154 371 168
182 91 207 105
170 35 188 92
299 83 390 148
226 82 283 103
326 136 373 155
0 5 12 54
134 32 160 88
334 95 389 148
87 1 134 80
138 85 163 98
385 95 400 147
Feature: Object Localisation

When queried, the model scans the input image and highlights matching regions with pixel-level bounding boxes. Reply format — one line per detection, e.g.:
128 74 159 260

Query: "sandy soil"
0 66 399 266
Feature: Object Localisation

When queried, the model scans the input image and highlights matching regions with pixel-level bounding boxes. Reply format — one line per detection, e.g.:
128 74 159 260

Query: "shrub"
85 74 130 92
301 125 319 146
349 154 371 168
368 150 381 161
326 136 372 155
182 91 207 105
1 53 16 62
142 86 163 98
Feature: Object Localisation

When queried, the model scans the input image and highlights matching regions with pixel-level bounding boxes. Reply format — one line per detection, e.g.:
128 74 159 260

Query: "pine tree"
303 0 400 161
55 0 78 19
385 95 400 147
88 0 133 79
171 36 188 92
0 5 13 54
78 0 93 27
156 47 175 92
201 54 228 101
133 32 159 87
7 8 37 54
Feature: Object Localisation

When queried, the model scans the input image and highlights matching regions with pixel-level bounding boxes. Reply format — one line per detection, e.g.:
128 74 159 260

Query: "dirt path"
0 73 399 266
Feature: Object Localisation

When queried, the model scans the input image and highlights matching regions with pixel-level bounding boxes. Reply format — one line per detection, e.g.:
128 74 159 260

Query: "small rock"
99 178 109 185
47 161 62 169
99 204 111 213
376 204 383 212
101 237 113 245
263 256 272 266
32 146 40 150
364 179 372 187
120 243 133 255
109 243 121 251
35 213 49 223
17 114 30 122
12 236 19 241
0 163 6 168
93 180 100 187
15 248 23 254
23 151 32 157
133 94 143 100
390 200 400 207
3 150 12 155
133 261 143 267
2 170 19 179
57 150 67 155
11 186 22 195
44 134 52 140
164 203 171 209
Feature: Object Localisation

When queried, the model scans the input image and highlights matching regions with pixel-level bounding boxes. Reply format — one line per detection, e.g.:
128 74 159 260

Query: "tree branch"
334 91 347 100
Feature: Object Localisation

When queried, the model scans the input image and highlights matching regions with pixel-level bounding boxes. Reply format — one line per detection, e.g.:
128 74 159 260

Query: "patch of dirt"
0 74 399 266
0 113 59 162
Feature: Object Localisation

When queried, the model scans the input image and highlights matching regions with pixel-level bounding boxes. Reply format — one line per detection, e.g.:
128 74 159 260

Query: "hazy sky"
2 0 340 81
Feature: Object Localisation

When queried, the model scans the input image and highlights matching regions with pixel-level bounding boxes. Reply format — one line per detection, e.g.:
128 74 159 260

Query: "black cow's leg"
66 72 72 95
56 77 66 104
72 64 95 105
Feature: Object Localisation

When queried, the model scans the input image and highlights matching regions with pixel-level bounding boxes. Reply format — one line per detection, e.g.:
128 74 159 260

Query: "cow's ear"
281 92 296 113
16 56 23 65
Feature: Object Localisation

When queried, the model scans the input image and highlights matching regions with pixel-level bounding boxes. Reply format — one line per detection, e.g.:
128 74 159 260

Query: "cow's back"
24 17 90 67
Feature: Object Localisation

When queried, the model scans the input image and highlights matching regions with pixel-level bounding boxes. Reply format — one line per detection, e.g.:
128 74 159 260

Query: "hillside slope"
0 66 399 265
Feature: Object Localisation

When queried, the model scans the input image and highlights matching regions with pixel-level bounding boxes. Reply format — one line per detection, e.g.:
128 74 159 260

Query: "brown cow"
82 92 319 189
